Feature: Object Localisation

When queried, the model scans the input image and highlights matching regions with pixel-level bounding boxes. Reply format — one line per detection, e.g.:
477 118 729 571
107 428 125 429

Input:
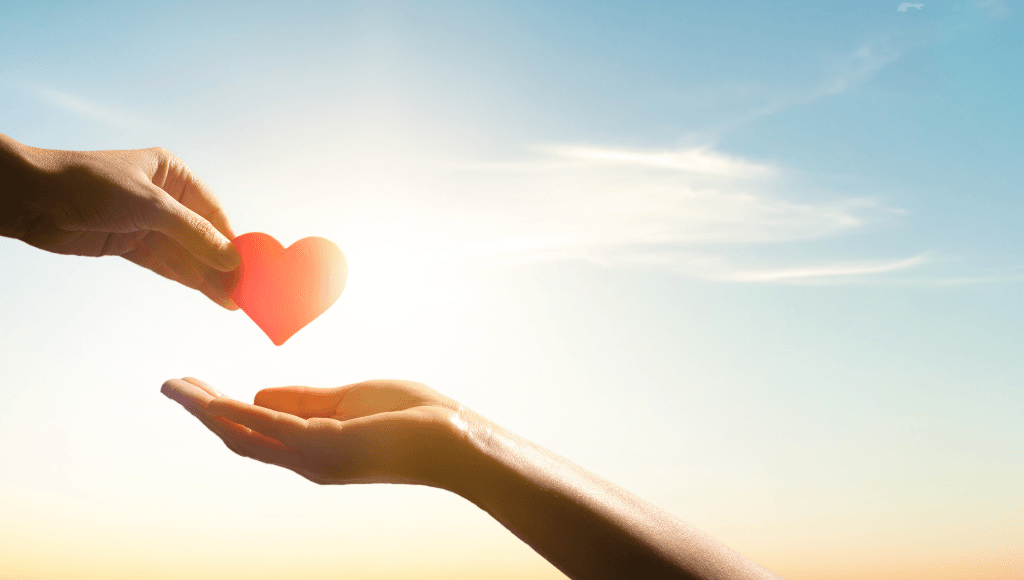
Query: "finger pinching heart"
222 232 347 346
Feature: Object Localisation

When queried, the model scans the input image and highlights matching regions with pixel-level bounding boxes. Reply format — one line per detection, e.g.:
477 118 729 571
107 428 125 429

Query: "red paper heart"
222 232 347 346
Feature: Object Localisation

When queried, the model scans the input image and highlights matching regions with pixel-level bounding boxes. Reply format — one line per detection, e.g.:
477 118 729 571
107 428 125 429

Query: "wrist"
430 406 521 509
420 405 497 498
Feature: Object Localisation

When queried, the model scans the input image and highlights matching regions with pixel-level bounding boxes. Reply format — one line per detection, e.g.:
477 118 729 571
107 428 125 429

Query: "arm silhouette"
0 133 239 308
162 377 784 580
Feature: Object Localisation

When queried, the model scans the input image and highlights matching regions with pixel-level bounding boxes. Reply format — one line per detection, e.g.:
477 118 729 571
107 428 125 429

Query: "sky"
0 1 1021 579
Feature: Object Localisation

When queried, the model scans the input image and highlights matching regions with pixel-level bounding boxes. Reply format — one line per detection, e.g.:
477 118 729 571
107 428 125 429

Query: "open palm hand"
162 378 475 488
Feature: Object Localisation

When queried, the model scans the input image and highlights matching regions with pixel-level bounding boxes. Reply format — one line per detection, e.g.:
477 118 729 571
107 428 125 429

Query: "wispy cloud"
16 82 145 129
535 145 775 178
973 0 1009 18
723 255 927 282
816 42 902 97
712 39 902 136
447 147 867 247
461 245 928 284
310 141 923 285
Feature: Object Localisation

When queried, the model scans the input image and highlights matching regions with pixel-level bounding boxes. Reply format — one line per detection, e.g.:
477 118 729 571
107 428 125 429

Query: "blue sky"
1 2 1021 579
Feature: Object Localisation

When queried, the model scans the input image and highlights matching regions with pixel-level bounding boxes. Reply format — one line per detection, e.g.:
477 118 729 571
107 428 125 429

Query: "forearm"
0 134 43 240
450 417 782 580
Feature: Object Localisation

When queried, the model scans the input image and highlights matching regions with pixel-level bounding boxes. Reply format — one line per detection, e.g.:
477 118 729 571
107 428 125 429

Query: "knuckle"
148 146 173 161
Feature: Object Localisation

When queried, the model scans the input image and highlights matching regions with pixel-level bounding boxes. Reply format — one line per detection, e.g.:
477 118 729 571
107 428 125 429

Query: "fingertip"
204 236 239 272
253 385 301 403
215 242 241 271
160 379 177 398
254 385 346 418
212 294 239 310
161 377 193 397
253 388 277 408
253 386 304 412
160 379 205 414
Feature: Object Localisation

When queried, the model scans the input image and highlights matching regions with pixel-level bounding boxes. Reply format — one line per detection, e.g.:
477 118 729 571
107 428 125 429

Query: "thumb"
255 386 353 419
145 188 240 271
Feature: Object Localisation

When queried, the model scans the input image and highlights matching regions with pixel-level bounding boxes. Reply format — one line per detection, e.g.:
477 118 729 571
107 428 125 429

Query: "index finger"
144 190 240 271
207 397 309 447
175 165 237 241
153 148 237 241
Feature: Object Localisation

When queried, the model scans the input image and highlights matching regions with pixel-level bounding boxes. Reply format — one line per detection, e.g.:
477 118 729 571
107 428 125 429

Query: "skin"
0 134 240 308
162 377 786 580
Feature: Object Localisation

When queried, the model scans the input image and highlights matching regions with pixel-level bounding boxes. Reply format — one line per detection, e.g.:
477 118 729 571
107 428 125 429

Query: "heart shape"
222 232 348 346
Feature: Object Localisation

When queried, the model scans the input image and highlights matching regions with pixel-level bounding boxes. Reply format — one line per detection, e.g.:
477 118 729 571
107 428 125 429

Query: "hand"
2 137 240 308
160 377 475 488
162 377 785 579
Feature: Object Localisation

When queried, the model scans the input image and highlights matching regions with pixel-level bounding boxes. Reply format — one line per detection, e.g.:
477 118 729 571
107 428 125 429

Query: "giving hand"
1 135 239 308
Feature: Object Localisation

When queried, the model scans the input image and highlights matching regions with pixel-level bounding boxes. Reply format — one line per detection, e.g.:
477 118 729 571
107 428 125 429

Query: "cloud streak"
536 145 776 178
722 255 927 282
17 82 144 129
711 39 903 137
973 0 1009 18
310 141 923 285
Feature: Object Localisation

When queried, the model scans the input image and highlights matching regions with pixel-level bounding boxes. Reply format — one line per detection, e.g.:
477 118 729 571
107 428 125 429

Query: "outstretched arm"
449 417 780 580
0 133 239 308
162 378 784 580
